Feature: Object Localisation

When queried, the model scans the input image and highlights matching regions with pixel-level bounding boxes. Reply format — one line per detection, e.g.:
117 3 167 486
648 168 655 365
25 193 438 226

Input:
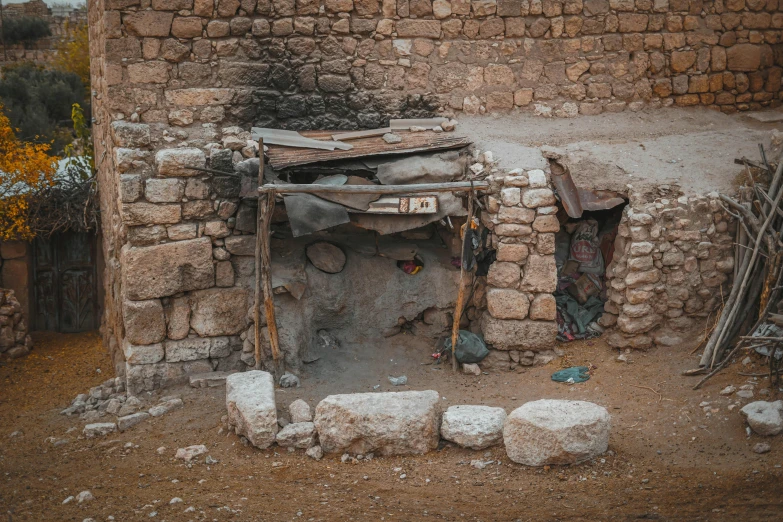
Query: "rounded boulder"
306 242 346 274
503 399 610 466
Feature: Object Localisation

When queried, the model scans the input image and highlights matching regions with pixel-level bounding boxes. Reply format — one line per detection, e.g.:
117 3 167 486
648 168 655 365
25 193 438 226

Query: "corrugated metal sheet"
265 130 471 170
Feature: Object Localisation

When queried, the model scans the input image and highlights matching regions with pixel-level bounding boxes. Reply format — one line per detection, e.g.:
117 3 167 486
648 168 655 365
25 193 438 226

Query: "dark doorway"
32 231 99 332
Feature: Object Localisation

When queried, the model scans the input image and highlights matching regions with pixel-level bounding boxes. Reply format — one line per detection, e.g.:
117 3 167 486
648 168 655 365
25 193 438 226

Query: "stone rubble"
275 422 317 449
175 444 209 462
289 399 313 424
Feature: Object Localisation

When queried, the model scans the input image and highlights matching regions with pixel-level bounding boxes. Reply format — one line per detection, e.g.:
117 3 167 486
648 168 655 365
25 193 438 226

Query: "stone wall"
0 289 33 359
0 241 30 321
478 167 560 368
602 192 735 348
93 0 783 130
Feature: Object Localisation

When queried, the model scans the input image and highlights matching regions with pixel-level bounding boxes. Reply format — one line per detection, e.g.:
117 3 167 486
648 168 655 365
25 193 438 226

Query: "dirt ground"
1 330 782 522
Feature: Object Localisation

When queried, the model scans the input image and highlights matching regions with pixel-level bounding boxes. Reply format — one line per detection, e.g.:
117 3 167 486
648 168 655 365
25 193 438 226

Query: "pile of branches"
27 157 99 237
692 145 783 389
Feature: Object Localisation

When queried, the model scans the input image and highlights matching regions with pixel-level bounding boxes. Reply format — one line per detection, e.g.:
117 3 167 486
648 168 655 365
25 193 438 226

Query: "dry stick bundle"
698 151 783 369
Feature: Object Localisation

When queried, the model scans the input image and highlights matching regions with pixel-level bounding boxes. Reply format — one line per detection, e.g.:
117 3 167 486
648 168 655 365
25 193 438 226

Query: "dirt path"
1 331 782 521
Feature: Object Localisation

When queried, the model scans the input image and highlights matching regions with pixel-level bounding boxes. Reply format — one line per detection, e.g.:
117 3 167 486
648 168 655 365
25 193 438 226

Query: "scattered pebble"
76 490 94 503
169 497 183 505
62 496 74 505
388 375 407 386
753 442 771 454
156 446 166 455
175 445 208 462
719 385 736 396
382 133 401 144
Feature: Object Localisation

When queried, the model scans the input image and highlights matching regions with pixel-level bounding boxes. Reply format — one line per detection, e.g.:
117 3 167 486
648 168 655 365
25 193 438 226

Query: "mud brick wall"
478 169 561 369
93 0 783 130
602 193 735 349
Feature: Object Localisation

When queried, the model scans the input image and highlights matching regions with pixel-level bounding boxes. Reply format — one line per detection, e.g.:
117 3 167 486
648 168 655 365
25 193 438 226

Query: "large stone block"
189 287 249 336
503 400 611 466
125 359 213 394
122 238 215 300
123 299 166 345
122 340 165 364
156 148 206 177
276 422 317 448
110 121 150 148
481 313 557 350
164 337 211 362
123 11 174 37
727 44 762 72
122 202 181 226
487 288 529 320
520 255 557 293
226 371 277 448
441 405 506 450
396 19 442 38
314 391 441 455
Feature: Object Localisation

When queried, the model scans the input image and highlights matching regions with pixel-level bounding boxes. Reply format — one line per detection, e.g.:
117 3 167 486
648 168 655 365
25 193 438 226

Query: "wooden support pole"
254 139 284 378
450 189 475 371
259 181 489 195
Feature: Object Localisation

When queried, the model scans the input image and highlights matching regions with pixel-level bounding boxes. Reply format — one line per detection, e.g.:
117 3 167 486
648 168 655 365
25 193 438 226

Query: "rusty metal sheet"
265 130 471 170
548 158 625 218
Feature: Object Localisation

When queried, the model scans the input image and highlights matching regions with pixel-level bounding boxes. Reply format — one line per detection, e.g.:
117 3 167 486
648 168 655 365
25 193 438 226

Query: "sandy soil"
461 107 781 196
1 330 782 521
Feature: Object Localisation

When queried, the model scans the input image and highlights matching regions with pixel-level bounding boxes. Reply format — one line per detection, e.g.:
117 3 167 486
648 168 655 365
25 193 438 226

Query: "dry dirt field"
1 330 782 521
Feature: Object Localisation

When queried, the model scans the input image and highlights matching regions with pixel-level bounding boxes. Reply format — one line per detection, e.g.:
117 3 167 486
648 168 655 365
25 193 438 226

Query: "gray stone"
280 372 300 388
503 399 611 466
189 371 236 388
149 398 184 417
383 133 402 144
289 399 313 423
306 242 347 273
122 299 166 345
462 363 481 375
306 445 323 460
226 371 278 449
122 238 215 300
189 287 249 336
740 400 783 436
156 148 206 176
175 444 208 461
275 422 317 448
314 390 440 456
111 121 151 148
117 412 150 431
164 338 211 362
481 313 557 350
83 423 117 438
441 405 506 450
753 442 771 454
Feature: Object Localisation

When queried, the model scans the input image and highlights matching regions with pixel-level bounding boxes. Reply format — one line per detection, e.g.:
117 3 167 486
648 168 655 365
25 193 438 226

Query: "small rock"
737 390 754 399
382 133 402 144
175 444 208 462
432 126 443 133
616 353 630 363
306 445 323 460
205 455 219 465
117 412 150 432
83 423 117 438
388 375 407 386
62 496 74 504
742 357 752 365
276 422 316 449
753 442 771 454
76 490 94 503
170 497 183 504
149 398 184 417
289 399 313 423
156 446 167 455
280 372 300 388
720 385 736 396
470 459 492 469
462 363 481 376
469 163 484 175
441 119 457 132
410 126 426 132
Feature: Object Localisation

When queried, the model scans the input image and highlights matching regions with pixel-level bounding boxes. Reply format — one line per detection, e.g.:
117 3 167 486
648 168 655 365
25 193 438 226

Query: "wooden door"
32 231 98 332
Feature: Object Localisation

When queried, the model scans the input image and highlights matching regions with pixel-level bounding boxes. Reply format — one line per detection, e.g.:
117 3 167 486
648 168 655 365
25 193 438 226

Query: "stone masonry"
602 192 735 349
86 0 758 390
90 0 783 133
479 168 560 365
0 289 33 359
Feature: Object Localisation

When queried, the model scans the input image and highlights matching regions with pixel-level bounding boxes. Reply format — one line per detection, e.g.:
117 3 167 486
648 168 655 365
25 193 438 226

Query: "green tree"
2 17 52 47
0 63 87 151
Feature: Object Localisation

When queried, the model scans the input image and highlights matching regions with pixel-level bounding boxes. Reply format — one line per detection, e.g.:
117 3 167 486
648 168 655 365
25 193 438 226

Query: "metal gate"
32 231 98 332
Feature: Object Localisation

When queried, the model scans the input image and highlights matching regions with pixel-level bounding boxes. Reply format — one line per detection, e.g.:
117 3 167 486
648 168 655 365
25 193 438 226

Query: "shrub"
2 16 52 46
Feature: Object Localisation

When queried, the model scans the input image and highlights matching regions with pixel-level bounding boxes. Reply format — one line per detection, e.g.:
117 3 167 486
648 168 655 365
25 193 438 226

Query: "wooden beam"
259 181 489 195
255 139 283 378
450 189 475 371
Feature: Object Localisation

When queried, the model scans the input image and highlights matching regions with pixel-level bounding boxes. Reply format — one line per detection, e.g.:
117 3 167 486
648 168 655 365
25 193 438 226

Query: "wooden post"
450 188 475 371
254 139 284 378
